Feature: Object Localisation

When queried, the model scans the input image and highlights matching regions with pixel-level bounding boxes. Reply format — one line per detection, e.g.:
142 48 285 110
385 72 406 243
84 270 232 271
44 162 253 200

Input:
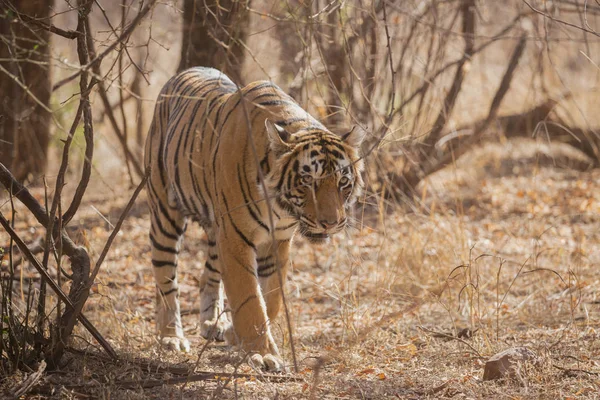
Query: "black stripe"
147 183 184 236
185 86 224 214
223 195 256 250
172 121 196 213
149 233 178 254
235 295 257 313
149 205 180 241
276 196 295 216
209 254 218 260
257 262 275 271
171 77 212 113
202 172 214 209
252 92 280 101
258 268 276 278
219 96 242 132
203 303 215 313
260 148 271 176
160 287 178 296
329 149 344 159
258 100 296 108
276 221 298 231
206 280 220 288
276 156 294 191
205 261 219 273
245 82 278 94
275 118 308 126
206 95 230 151
152 260 177 268
189 131 209 211
237 164 270 233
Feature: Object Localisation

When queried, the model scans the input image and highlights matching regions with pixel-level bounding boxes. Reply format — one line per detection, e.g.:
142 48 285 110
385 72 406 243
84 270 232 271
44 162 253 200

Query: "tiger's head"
266 120 365 243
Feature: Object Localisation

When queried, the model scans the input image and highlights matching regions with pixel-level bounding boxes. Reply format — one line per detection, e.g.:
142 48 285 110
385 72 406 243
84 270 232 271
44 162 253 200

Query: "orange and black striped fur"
144 67 364 371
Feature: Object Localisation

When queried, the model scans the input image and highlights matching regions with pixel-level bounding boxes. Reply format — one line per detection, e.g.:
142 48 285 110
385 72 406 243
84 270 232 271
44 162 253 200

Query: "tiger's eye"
339 176 350 186
301 175 313 186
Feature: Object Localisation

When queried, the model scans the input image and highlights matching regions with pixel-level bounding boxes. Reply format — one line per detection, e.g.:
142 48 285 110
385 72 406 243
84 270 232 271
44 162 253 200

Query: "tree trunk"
179 0 249 83
0 0 52 182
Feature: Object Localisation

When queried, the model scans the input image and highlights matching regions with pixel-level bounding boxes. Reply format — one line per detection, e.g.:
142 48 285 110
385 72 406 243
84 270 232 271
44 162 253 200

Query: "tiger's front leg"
257 240 291 322
218 231 285 372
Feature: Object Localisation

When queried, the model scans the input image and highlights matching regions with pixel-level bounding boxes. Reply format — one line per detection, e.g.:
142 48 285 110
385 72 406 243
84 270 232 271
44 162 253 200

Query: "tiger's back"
145 67 364 371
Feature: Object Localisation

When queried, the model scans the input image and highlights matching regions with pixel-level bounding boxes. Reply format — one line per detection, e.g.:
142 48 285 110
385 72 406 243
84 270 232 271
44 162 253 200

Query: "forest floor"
2 139 600 399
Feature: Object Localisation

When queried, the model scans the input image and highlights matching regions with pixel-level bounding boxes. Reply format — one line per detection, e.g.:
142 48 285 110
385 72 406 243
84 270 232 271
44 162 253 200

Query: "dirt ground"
2 138 599 399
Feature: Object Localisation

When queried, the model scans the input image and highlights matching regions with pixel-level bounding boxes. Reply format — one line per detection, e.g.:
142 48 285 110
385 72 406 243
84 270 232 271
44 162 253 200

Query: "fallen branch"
396 33 528 196
8 360 46 398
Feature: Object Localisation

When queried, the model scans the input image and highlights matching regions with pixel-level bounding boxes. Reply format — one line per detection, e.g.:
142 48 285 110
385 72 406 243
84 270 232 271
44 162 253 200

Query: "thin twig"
552 363 600 376
523 0 600 37
83 20 144 180
6 7 80 39
89 168 150 284
418 326 482 357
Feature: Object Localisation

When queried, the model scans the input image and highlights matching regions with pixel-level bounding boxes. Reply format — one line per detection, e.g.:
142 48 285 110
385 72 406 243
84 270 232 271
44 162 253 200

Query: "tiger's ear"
341 126 366 148
265 119 292 155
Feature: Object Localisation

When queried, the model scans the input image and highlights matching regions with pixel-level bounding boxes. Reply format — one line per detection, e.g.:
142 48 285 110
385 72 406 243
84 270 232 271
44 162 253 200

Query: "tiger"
144 67 365 371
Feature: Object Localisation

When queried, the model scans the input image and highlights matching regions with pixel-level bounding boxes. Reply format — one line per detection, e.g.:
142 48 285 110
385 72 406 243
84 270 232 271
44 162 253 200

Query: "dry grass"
2 139 599 399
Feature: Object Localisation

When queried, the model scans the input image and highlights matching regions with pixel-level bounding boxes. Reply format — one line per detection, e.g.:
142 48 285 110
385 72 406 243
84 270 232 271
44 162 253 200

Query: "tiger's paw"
223 325 238 346
160 336 191 353
200 318 230 342
249 353 287 373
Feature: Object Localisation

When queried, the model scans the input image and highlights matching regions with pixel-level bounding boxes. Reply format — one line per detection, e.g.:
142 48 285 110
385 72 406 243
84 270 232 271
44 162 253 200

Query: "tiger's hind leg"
148 183 190 352
198 230 230 341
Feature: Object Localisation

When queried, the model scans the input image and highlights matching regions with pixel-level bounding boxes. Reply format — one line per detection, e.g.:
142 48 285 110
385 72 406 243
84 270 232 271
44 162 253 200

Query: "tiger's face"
266 120 365 243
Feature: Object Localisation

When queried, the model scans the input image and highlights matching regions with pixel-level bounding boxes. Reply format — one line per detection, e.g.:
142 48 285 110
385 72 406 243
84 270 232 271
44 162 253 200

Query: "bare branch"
523 0 600 37
5 6 80 39
52 0 157 91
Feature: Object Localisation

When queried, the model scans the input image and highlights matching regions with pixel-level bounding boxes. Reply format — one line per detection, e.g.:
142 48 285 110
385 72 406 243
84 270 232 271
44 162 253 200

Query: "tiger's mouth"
299 221 342 243
301 230 330 244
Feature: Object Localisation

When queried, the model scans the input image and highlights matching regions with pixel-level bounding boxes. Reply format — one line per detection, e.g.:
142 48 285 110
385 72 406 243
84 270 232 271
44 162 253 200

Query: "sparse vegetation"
1 0 599 398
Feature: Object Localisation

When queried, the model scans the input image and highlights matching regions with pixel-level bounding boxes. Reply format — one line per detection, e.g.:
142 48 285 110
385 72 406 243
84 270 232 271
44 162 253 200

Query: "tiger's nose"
320 219 338 229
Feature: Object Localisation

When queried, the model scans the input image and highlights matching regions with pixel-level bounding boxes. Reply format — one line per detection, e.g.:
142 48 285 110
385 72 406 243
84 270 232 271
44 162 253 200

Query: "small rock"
482 346 539 381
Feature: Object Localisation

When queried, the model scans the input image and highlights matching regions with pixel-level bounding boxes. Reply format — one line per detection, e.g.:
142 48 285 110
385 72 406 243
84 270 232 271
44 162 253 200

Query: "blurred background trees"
0 0 52 181
179 0 249 80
